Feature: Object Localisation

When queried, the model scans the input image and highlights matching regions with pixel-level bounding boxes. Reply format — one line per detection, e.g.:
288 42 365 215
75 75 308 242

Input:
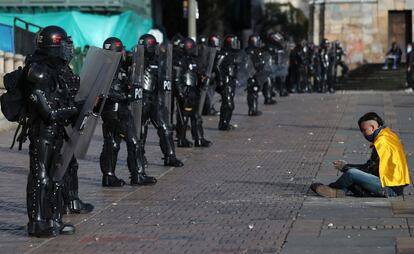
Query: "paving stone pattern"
0 91 413 253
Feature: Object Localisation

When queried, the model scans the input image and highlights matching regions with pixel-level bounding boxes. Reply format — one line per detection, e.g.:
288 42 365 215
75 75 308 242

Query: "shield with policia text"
198 46 217 115
157 42 173 123
54 46 121 181
130 44 145 138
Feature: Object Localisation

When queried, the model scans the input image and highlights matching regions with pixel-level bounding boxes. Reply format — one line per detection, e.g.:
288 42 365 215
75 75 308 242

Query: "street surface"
0 91 413 254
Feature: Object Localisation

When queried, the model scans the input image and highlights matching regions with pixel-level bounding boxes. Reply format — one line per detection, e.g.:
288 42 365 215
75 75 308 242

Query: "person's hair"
358 112 384 127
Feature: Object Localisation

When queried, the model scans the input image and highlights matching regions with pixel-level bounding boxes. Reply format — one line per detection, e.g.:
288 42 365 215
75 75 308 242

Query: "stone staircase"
337 64 408 90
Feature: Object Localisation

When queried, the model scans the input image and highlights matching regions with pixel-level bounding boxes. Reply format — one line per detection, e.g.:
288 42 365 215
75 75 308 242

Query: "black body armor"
174 52 211 148
100 64 157 186
25 52 78 237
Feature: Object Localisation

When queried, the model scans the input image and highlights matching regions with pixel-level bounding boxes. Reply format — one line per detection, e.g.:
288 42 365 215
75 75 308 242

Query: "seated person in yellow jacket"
311 112 411 198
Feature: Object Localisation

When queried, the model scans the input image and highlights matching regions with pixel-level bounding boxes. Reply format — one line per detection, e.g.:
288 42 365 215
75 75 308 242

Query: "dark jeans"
329 168 397 197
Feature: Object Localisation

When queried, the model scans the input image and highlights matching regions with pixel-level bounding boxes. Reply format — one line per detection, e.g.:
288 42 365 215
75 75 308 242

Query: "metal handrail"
0 0 123 7
13 17 42 32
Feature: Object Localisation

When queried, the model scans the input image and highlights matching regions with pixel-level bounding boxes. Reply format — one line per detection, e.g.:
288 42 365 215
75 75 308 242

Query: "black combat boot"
130 172 157 186
102 174 126 187
177 138 193 147
164 156 184 167
194 138 212 147
64 199 94 214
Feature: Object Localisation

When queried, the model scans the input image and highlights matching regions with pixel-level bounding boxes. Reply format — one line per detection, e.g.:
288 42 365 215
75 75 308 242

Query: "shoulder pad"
27 63 50 84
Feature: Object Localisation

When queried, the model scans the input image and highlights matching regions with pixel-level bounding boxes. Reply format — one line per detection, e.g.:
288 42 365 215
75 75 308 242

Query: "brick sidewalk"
0 91 412 254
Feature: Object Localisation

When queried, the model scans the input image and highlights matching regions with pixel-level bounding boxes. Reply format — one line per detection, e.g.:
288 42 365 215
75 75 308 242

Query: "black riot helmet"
223 34 240 50
308 41 315 51
197 35 208 45
171 33 185 48
35 25 74 62
268 32 283 43
320 38 329 49
181 37 197 56
138 34 157 54
208 34 222 48
267 32 284 47
248 34 261 48
102 37 123 52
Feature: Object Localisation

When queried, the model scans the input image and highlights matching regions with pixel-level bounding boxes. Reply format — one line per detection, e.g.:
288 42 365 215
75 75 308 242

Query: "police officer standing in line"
319 38 330 93
266 32 289 97
99 37 157 187
245 34 265 116
24 26 78 237
139 34 184 167
173 37 212 147
327 40 337 93
215 35 240 130
334 40 349 79
198 35 219 116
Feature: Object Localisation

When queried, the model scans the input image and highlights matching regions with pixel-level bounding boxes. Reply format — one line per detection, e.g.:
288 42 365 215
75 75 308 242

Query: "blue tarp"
0 11 153 50
0 23 14 53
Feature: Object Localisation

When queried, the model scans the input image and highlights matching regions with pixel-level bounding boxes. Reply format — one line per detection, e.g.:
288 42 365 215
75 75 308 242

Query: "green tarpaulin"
0 10 152 50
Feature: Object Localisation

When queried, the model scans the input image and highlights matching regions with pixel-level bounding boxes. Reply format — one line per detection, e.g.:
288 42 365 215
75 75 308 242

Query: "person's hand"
332 160 347 171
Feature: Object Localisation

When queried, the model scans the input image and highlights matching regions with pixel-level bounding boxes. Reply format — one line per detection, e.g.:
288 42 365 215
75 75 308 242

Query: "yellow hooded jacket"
373 127 411 187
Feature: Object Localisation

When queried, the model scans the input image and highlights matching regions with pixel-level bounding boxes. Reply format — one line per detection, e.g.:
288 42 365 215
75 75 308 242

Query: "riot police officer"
216 34 240 130
334 40 349 79
174 37 212 147
25 26 77 237
139 34 184 167
307 42 319 92
326 40 337 93
198 35 219 116
298 40 311 93
266 32 289 97
245 34 266 115
319 38 331 93
100 37 157 187
170 34 186 125
288 42 303 93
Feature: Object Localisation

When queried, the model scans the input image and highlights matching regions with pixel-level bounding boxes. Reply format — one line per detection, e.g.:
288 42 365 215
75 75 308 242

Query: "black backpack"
1 67 25 122
1 67 29 149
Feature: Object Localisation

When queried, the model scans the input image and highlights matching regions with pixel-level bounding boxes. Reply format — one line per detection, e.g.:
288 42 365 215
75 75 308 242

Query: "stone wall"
311 0 414 69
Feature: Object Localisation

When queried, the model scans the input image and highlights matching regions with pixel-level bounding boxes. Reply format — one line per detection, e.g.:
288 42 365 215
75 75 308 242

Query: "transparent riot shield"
276 48 289 78
130 45 145 138
54 47 121 181
263 50 277 79
158 42 173 124
198 47 217 115
235 50 256 88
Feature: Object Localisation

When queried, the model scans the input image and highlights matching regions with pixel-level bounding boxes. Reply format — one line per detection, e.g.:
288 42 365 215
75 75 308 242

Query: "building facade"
310 0 414 68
